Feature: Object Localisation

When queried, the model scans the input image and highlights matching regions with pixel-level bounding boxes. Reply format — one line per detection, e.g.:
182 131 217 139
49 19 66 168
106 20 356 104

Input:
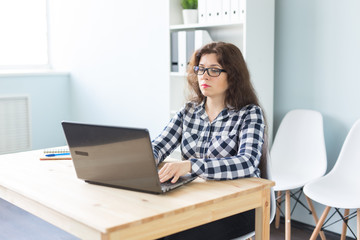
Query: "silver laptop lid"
61 121 163 194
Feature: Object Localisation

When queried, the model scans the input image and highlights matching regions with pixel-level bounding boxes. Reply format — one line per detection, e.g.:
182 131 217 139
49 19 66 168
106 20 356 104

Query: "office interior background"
0 0 359 237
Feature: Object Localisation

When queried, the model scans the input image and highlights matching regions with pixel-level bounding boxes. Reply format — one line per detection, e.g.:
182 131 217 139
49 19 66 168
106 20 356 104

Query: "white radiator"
0 96 31 154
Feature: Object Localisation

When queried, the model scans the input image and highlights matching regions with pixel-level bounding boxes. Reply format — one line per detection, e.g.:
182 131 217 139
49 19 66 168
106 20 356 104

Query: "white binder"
186 31 195 67
222 0 231 23
213 0 222 23
230 0 240 23
178 31 187 73
198 0 207 24
195 30 213 49
239 0 246 23
206 0 216 23
170 32 178 72
176 30 213 74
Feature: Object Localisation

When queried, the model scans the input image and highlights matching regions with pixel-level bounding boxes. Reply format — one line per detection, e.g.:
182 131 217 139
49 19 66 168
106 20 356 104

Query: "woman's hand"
158 161 191 183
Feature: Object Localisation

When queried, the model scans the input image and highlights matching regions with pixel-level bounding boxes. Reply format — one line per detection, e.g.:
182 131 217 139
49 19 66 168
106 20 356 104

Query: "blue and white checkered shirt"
152 101 265 180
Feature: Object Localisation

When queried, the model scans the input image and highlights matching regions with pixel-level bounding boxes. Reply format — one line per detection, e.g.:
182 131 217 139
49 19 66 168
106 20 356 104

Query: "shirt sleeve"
152 109 184 165
189 106 265 180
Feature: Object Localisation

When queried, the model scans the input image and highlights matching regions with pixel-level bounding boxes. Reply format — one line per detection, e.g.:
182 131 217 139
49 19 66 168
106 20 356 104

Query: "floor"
271 221 332 240
0 198 356 240
270 218 356 240
0 198 79 240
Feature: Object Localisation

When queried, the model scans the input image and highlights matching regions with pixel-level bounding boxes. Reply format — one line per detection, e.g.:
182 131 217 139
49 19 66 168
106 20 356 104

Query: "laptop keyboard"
160 175 196 192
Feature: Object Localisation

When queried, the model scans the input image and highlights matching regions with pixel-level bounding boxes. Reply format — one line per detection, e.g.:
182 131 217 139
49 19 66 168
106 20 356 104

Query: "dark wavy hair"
187 41 260 110
187 41 268 178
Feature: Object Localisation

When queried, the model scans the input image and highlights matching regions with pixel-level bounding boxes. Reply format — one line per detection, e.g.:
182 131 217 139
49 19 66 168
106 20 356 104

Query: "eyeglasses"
193 66 227 77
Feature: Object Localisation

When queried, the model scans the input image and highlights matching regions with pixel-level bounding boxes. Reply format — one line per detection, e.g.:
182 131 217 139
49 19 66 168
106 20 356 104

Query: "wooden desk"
0 149 274 240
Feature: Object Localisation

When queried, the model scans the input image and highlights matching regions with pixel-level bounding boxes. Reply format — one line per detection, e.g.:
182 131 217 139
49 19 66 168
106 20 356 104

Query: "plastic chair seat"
305 174 360 209
272 171 322 191
304 118 360 240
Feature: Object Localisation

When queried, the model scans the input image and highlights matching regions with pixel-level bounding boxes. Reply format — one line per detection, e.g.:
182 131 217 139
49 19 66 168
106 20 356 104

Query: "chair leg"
310 206 331 240
341 209 350 240
275 191 282 229
285 190 291 240
305 196 327 240
357 209 359 240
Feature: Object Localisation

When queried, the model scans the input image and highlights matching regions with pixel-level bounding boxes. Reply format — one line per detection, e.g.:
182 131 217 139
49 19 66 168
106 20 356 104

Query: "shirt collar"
195 99 231 123
194 100 207 121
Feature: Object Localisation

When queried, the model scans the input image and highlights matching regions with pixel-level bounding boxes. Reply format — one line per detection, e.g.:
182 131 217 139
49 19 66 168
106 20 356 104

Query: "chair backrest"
270 109 327 179
328 118 360 179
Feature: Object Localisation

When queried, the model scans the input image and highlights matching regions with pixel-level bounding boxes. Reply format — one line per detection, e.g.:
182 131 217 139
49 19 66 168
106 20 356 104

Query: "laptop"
61 121 196 194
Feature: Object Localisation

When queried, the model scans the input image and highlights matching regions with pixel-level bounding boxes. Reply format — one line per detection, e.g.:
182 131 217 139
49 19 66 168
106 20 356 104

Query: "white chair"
233 149 276 240
304 118 360 240
270 109 327 240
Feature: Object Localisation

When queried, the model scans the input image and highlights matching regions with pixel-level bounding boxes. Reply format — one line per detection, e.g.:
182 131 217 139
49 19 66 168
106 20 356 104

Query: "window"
0 0 49 69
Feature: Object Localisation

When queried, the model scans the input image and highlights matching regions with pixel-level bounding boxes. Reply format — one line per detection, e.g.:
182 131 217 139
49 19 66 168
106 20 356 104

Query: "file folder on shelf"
186 31 195 68
230 0 241 22
194 30 213 49
239 0 246 23
197 0 246 25
222 0 231 23
173 30 213 74
213 0 222 23
171 32 179 72
178 31 187 73
231 0 246 23
206 0 215 23
198 0 207 24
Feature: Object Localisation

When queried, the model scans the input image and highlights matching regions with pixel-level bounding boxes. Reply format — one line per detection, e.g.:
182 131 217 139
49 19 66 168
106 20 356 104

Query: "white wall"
48 0 170 139
0 73 71 150
274 0 360 236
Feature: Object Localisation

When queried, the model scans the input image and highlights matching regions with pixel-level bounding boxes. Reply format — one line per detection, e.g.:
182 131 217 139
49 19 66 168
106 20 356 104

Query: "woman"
153 42 267 240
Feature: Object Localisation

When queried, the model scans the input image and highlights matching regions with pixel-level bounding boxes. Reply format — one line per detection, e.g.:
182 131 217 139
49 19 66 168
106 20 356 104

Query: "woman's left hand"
158 161 191 183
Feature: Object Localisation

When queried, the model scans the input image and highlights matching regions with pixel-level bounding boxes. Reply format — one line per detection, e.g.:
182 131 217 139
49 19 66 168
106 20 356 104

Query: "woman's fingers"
171 174 180 183
158 163 168 175
158 163 174 182
158 161 191 183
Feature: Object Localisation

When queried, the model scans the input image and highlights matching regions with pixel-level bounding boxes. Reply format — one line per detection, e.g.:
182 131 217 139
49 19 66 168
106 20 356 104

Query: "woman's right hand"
158 161 191 183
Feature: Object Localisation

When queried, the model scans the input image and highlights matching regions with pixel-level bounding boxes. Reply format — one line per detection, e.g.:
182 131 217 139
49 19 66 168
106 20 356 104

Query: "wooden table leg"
275 191 282 229
255 188 271 240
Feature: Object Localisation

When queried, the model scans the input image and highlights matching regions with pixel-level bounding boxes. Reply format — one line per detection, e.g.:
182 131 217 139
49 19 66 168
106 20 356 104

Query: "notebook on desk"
61 121 196 194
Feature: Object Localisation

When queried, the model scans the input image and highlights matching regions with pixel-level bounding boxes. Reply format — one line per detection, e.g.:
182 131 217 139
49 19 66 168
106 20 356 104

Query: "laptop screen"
62 121 163 193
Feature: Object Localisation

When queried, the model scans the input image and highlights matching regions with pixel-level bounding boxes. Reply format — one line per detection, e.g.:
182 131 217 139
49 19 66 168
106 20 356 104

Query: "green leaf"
181 0 198 9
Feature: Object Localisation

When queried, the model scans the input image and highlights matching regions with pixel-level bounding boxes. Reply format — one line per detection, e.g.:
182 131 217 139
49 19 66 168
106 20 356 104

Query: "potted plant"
181 0 198 25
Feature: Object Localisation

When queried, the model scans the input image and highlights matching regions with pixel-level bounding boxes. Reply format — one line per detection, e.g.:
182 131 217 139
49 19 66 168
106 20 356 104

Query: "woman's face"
197 53 228 101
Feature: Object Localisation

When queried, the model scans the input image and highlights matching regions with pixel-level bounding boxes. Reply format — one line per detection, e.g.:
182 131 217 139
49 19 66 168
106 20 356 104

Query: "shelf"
168 0 275 139
170 72 187 77
170 22 243 31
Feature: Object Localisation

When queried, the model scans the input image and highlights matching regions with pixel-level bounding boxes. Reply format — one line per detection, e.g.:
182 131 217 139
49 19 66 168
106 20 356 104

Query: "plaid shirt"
152 101 265 180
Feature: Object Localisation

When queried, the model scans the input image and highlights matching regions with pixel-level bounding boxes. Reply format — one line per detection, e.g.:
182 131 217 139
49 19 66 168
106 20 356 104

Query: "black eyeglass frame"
193 66 227 77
